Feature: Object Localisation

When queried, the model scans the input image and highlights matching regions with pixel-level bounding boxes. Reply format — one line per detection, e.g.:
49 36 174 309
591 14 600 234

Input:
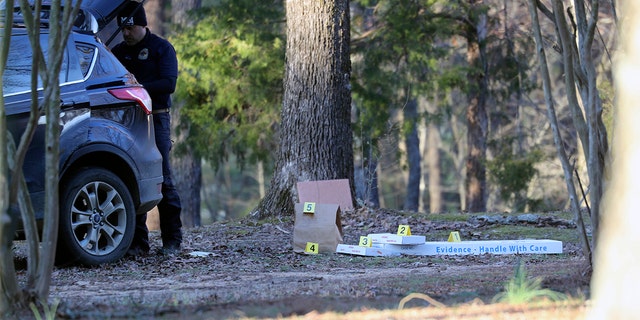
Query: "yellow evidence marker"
305 242 319 254
359 236 372 247
397 224 412 236
448 231 461 242
303 202 316 214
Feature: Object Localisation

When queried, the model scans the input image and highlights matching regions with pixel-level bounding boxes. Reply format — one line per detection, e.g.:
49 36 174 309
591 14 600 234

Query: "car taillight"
107 87 153 115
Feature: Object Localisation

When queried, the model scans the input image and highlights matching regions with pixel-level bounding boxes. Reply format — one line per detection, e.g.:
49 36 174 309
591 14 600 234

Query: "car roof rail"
7 2 98 32
8 3 53 28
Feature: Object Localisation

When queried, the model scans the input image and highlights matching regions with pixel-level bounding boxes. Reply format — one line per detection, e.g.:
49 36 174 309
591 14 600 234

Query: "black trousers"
132 112 183 251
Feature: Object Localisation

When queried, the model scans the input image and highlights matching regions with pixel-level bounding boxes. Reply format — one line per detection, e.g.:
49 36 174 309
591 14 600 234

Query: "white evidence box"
381 239 563 256
368 233 426 245
335 244 400 257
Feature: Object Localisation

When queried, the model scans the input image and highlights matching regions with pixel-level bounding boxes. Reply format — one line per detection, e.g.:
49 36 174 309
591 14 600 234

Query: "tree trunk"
169 0 203 228
171 0 201 27
418 110 427 212
356 145 380 208
145 0 164 36
540 0 607 261
423 96 442 213
591 1 639 316
403 98 420 212
366 154 380 208
465 0 488 213
0 1 18 312
527 0 591 262
257 161 266 198
172 140 202 227
553 0 592 192
167 100 202 227
251 0 354 219
568 0 607 250
37 0 83 303
0 98 18 313
426 123 442 212
446 101 467 211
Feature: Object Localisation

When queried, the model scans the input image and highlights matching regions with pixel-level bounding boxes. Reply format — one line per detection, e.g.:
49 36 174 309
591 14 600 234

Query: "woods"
174 0 615 222
181 0 615 219
0 0 625 316
171 0 611 274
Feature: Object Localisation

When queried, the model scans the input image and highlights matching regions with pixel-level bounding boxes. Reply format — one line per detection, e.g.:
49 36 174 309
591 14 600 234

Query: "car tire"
57 167 135 266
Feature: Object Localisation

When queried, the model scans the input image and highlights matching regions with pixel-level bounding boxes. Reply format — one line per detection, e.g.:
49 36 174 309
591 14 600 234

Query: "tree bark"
145 0 164 36
33 0 84 302
0 1 18 312
169 0 203 228
403 98 420 212
423 96 442 213
527 0 591 262
446 102 467 211
465 0 488 213
252 0 354 218
171 107 202 227
171 0 201 27
543 0 608 258
568 0 607 250
426 123 442 213
355 145 380 208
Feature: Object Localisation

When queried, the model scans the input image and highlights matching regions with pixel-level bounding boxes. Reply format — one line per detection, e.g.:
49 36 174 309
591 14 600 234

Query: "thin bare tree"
528 0 612 265
0 0 82 314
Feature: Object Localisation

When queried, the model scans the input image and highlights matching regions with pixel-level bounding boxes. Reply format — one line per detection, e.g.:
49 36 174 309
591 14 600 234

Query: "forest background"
139 0 615 225
0 0 629 317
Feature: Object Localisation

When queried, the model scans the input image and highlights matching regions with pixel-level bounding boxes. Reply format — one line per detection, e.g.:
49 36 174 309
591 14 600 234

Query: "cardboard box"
369 233 426 245
297 179 353 211
381 239 563 256
335 244 400 257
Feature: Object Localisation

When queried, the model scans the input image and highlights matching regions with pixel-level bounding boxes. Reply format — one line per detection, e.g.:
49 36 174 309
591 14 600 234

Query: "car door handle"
60 99 89 110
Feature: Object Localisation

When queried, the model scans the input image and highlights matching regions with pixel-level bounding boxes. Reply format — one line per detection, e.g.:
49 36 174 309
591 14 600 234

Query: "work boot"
157 243 181 256
126 245 150 257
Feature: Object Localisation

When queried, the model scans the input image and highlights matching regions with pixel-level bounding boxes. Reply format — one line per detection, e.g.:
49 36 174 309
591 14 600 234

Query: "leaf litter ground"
14 208 590 319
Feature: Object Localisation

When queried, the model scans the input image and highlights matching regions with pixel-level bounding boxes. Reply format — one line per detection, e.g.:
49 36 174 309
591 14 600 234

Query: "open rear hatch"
77 0 133 32
11 0 138 33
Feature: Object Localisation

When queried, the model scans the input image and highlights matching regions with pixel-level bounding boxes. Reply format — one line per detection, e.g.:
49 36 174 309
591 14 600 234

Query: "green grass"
426 212 470 222
485 225 578 243
421 211 587 244
492 259 566 304
29 300 59 320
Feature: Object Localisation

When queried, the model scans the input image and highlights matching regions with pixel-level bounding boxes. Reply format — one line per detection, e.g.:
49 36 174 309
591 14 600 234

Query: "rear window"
3 33 84 95
75 43 97 77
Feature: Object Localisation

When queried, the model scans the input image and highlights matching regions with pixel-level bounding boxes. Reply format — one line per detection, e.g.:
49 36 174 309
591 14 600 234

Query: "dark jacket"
112 29 178 110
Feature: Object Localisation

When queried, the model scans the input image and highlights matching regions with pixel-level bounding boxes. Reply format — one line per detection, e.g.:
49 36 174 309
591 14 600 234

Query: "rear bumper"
137 175 163 214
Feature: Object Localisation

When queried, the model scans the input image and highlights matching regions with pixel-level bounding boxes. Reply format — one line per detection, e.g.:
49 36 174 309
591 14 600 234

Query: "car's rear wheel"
57 167 135 266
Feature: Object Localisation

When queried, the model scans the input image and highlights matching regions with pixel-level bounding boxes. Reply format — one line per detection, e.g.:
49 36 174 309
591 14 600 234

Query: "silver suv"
4 1 163 265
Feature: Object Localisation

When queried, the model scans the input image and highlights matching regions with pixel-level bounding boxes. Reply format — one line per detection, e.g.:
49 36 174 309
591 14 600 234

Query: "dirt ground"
15 208 591 319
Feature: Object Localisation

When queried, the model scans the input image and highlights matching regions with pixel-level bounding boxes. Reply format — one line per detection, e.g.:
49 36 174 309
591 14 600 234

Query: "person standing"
112 1 183 255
